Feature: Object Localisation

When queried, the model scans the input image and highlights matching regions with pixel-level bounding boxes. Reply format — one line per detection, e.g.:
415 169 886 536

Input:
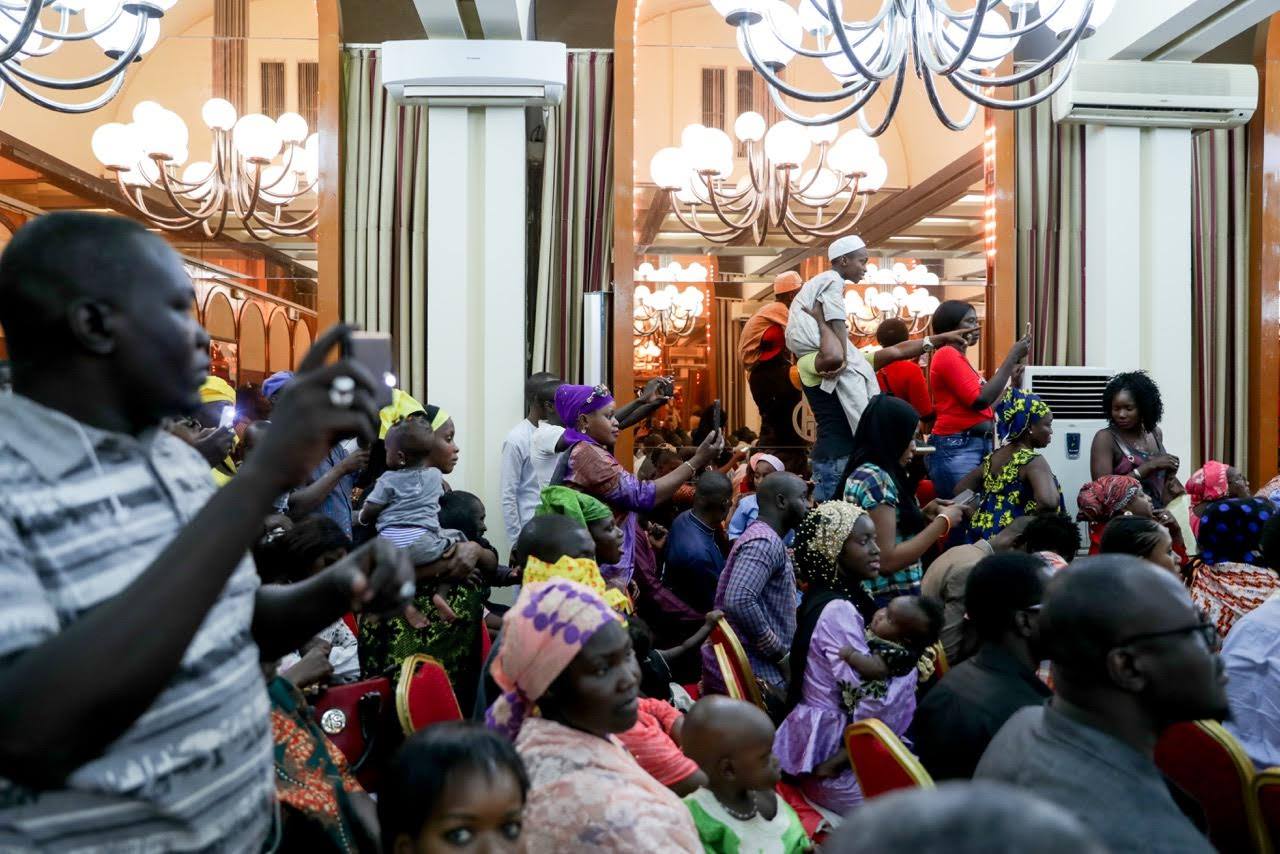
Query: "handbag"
311 676 399 793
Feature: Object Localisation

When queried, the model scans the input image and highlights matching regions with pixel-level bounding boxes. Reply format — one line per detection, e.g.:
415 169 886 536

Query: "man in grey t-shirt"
976 555 1224 853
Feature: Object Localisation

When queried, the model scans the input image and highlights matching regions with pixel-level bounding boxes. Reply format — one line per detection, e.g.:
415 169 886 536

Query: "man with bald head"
702 472 809 702
975 555 1222 853
739 271 805 464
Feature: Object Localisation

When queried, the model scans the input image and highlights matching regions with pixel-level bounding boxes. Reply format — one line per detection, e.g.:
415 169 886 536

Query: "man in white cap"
738 270 805 467
786 235 955 500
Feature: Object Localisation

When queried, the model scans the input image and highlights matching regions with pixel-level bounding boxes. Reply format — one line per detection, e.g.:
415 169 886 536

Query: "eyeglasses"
1114 622 1220 652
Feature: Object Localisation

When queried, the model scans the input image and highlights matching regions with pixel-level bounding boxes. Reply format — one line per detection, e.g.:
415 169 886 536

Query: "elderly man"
976 555 1223 853
0 212 414 850
739 270 804 464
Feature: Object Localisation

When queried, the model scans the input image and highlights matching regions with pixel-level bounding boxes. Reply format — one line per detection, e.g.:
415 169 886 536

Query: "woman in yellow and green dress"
957 387 1064 542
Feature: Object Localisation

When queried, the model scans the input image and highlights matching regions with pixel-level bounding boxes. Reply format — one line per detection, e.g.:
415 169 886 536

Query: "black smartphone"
711 399 723 434
344 331 395 409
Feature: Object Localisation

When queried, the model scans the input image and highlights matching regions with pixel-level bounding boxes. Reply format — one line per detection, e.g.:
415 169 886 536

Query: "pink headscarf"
1187 461 1230 538
486 580 622 740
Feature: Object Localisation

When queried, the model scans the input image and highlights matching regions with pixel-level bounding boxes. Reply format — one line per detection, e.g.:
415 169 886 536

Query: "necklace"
721 797 758 822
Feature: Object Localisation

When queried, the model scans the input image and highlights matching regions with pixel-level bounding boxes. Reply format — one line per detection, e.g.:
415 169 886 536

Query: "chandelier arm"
828 0 906 83
781 191 866 239
762 1 895 63
778 217 819 245
930 0 993 78
2 21 145 89
247 207 318 236
762 72 885 128
0 0 41 64
947 43 1080 109
154 166 229 223
3 2 129 41
853 59 907 136
919 62 981 131
704 174 772 233
117 180 207 230
741 25 876 101
0 62 127 112
949 23 1088 88
668 199 743 241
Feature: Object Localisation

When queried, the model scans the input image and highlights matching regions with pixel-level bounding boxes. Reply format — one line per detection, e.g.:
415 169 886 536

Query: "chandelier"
845 262 941 337
0 0 174 113
711 0 1116 133
91 98 319 238
634 261 708 345
648 112 885 245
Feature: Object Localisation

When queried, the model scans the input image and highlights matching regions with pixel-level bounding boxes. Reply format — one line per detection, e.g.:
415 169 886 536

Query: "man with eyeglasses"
975 555 1223 854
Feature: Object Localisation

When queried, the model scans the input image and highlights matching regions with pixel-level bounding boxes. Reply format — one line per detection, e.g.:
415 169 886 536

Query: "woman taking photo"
926 300 1032 498
957 388 1063 542
552 384 721 590
1090 371 1184 509
841 396 967 604
487 579 701 852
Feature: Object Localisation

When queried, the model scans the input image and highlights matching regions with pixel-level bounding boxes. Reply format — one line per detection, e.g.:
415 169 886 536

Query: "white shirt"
1221 593 1280 768
500 419 540 545
531 422 567 491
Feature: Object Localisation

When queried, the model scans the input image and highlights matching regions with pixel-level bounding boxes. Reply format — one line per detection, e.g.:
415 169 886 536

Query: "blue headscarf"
996 387 1051 443
262 371 295 400
1197 497 1275 566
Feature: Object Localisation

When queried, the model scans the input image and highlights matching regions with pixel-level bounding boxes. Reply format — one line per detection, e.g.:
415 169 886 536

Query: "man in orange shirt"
738 271 804 467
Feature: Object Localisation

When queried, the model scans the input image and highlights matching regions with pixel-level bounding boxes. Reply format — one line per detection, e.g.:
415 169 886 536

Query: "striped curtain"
530 50 615 382
1015 75 1086 365
714 298 745 431
1191 128 1249 469
341 46 429 401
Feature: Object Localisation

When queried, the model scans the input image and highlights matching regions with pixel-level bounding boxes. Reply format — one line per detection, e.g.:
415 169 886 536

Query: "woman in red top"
925 300 1031 498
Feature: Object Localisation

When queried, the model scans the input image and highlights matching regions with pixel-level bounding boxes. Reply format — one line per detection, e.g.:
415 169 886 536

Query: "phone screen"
218 404 237 430
345 332 396 409
953 489 979 508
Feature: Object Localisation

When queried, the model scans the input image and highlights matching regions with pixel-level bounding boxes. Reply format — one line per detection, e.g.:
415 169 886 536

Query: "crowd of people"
0 211 1274 853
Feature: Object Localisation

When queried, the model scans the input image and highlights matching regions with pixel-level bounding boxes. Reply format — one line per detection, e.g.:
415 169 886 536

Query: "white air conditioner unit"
1052 60 1257 130
381 39 567 107
1021 366 1113 536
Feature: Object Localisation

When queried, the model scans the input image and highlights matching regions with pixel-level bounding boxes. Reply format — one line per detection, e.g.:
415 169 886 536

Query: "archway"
268 310 293 374
239 302 267 386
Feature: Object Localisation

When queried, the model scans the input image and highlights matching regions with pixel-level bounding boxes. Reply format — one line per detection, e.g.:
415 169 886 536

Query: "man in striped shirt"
0 213 413 851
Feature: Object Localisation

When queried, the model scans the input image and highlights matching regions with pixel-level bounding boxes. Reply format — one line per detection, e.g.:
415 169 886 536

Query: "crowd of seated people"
0 213 1276 853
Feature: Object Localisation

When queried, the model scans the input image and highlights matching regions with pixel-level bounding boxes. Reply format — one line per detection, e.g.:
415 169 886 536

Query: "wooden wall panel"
1248 17 1280 486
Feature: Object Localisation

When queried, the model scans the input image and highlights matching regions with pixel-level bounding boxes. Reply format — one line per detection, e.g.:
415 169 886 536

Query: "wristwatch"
922 336 936 353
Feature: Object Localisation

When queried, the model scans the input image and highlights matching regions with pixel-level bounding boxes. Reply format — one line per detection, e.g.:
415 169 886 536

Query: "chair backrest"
395 654 463 736
708 616 767 711
1254 768 1280 854
845 718 934 800
1154 720 1264 854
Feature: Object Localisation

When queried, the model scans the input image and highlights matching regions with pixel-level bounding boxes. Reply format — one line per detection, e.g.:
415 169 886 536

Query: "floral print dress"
969 448 1064 542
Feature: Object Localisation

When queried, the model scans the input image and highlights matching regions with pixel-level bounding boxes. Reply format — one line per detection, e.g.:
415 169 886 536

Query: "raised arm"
973 334 1032 410
0 331 385 788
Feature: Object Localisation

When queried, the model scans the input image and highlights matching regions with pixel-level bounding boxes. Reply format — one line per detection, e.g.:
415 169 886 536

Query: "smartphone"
952 489 979 508
711 399 723 435
218 404 237 430
345 331 396 409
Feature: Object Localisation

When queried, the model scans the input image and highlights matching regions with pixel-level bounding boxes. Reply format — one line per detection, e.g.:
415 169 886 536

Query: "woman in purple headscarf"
552 384 722 591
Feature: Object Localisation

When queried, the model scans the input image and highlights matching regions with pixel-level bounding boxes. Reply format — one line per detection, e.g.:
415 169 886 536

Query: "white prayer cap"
828 235 866 261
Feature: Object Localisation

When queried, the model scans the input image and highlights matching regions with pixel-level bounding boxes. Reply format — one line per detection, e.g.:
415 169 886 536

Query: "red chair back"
1154 720 1263 853
1254 769 1280 853
708 617 767 711
845 718 934 800
395 654 463 735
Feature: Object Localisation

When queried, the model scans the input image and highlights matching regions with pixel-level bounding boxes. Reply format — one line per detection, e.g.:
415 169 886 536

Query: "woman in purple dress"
552 384 721 591
773 502 919 819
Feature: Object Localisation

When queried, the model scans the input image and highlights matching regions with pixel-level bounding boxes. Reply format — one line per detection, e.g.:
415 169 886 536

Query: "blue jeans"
811 455 850 503
928 434 992 499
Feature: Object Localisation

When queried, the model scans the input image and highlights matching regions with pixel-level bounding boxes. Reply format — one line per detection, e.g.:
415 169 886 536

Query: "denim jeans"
928 434 992 499
811 454 851 503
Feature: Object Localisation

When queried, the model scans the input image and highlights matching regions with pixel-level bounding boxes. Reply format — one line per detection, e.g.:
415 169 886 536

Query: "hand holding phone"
218 404 237 430
344 332 396 409
952 489 979 509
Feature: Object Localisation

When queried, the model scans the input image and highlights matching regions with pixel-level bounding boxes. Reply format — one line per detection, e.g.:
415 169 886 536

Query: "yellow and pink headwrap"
486 579 622 740
522 554 632 613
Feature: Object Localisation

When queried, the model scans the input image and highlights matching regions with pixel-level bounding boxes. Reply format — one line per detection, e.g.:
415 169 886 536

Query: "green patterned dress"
969 447 1064 542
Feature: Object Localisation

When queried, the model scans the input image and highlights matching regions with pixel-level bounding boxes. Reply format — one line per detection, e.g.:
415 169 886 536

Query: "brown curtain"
530 50 615 382
213 0 247 112
1191 127 1249 469
259 60 285 118
1015 74 1086 365
341 46 429 401
297 61 319 130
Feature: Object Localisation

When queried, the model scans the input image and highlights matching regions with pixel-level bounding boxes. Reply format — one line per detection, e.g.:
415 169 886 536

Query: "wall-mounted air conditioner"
1052 60 1257 130
381 40 567 107
1021 366 1113 531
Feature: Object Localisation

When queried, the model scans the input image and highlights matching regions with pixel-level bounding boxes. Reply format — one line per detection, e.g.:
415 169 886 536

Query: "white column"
1083 124 1193 478
426 105 527 560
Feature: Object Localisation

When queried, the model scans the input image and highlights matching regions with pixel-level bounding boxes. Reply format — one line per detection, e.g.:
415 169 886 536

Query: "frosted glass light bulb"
91 122 141 169
734 111 767 143
201 98 237 131
233 113 284 162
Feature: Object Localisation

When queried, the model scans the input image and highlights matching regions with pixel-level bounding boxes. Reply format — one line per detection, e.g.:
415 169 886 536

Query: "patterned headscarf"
536 486 613 525
792 501 868 593
521 554 631 613
996 387 1052 443
1076 475 1143 523
555 384 614 446
486 580 622 740
1187 461 1231 537
1197 498 1275 567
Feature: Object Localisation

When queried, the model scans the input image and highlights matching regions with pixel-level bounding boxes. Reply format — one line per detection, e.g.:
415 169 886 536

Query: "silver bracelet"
681 460 698 477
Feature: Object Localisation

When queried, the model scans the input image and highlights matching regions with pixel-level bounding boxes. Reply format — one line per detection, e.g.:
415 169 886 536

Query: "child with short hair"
681 695 811 853
379 721 528 854
837 595 944 703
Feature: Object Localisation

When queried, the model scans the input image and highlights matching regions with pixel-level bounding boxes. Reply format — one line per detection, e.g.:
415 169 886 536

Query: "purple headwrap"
555 383 614 446
262 371 295 400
